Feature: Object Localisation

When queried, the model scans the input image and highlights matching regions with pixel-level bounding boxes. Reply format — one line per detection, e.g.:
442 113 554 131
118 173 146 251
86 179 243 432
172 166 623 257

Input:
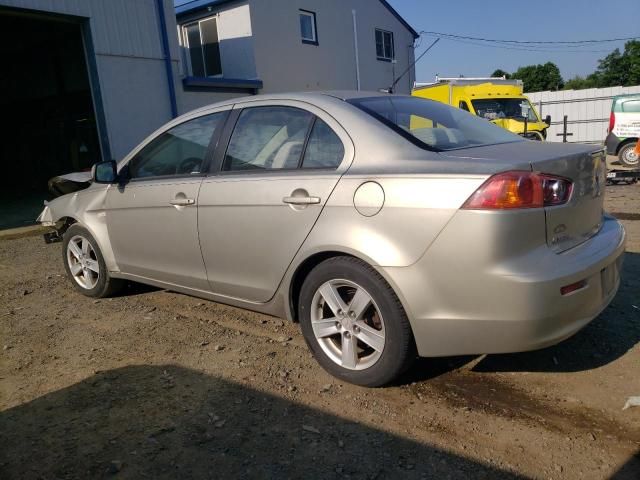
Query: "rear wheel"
618 142 639 167
298 257 416 387
62 224 124 298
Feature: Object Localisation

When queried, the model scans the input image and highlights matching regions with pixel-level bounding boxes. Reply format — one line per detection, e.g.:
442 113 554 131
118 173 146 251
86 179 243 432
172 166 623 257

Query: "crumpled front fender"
36 204 55 225
36 186 119 272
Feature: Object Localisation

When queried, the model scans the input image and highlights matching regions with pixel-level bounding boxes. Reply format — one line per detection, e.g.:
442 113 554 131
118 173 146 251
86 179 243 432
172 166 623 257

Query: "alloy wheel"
622 147 639 166
66 235 100 290
310 279 385 370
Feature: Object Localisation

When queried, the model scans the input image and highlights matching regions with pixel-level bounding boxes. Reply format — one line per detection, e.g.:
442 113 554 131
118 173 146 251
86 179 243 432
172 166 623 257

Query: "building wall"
527 85 640 144
248 0 416 94
2 0 418 163
0 0 183 160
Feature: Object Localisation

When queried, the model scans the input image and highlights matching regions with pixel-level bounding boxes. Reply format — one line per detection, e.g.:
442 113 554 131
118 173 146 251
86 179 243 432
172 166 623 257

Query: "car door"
105 110 229 290
198 101 353 302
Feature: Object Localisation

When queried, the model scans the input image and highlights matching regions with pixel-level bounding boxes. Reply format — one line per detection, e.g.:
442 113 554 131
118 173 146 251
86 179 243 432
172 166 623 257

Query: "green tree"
593 40 640 87
565 40 640 90
563 74 597 90
627 40 640 86
491 69 511 79
595 48 626 86
511 62 564 92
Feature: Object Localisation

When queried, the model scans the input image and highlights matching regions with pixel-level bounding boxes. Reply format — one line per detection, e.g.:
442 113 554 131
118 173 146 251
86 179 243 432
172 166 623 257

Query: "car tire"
618 142 639 167
298 256 416 387
62 224 124 298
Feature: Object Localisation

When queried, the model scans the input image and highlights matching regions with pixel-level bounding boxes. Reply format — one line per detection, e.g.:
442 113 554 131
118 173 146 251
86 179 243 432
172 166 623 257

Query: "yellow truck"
412 77 551 140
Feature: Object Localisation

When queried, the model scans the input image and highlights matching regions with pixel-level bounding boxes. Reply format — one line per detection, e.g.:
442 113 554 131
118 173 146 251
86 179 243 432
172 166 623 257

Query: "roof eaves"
175 0 419 40
175 0 236 16
378 0 419 39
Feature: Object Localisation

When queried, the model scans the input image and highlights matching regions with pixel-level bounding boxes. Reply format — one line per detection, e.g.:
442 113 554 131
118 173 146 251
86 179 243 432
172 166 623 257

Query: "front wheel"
298 257 416 387
618 142 639 167
529 131 544 141
62 224 124 298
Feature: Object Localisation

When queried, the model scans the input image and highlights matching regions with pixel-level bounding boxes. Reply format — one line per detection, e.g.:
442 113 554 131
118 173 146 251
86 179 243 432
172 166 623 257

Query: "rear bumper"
381 214 626 357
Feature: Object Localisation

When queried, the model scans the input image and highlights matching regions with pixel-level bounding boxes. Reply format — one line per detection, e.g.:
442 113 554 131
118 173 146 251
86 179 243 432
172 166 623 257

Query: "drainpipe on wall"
155 0 179 118
352 9 361 91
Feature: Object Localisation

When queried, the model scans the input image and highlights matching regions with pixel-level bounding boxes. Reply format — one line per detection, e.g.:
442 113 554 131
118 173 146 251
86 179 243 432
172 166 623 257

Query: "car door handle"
169 198 195 206
282 196 321 205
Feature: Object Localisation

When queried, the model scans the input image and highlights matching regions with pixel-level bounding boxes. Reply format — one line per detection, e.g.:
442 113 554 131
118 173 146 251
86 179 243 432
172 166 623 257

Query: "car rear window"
348 96 523 151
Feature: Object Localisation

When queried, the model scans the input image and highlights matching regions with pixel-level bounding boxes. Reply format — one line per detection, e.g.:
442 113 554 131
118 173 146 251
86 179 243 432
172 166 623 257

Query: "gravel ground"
0 182 639 480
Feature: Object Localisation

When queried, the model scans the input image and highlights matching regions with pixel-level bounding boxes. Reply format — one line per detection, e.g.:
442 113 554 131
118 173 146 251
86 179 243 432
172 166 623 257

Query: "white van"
605 93 640 167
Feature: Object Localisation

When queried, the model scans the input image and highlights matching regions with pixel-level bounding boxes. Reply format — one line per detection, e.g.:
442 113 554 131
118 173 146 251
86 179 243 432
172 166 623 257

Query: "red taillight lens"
609 112 615 133
462 171 572 210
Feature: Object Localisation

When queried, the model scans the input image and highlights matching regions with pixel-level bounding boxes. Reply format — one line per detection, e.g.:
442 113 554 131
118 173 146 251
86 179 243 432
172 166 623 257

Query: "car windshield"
471 98 538 122
348 96 522 151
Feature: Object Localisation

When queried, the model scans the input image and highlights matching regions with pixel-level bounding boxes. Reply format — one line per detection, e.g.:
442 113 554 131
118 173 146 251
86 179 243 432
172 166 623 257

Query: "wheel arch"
55 216 78 236
616 137 639 155
57 216 119 273
286 249 411 325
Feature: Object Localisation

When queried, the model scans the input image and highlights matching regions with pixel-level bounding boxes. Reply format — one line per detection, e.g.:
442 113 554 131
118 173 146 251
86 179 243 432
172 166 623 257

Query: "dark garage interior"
0 9 101 229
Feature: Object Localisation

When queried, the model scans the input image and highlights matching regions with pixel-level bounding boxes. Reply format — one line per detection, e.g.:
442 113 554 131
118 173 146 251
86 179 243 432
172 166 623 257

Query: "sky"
387 0 639 83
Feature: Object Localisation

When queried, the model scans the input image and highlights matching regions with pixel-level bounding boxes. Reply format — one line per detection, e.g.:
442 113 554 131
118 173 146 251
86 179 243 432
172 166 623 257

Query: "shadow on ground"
1 365 524 480
612 454 640 480
118 281 162 298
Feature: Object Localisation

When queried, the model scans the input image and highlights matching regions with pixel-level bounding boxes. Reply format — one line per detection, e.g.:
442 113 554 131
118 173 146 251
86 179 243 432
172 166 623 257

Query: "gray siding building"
175 0 418 96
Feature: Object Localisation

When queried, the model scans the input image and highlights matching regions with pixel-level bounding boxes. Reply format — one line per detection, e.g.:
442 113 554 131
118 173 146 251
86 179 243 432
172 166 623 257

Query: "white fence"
527 85 640 143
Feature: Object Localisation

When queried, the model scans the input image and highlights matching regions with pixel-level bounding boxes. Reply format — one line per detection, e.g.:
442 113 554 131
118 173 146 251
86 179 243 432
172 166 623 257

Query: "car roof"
182 91 400 116
613 93 640 101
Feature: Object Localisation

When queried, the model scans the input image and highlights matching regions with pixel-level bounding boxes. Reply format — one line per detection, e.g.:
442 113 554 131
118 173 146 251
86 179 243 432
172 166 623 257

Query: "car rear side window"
128 113 225 179
621 100 640 113
224 107 314 171
302 119 344 169
349 96 522 151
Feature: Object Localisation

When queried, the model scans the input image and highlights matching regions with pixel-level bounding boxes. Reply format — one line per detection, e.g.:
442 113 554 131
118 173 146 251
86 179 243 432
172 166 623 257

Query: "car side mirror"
92 160 118 184
544 115 552 126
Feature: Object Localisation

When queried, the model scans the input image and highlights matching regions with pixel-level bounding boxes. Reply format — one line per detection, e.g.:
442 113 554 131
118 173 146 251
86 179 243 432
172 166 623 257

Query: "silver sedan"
38 92 626 386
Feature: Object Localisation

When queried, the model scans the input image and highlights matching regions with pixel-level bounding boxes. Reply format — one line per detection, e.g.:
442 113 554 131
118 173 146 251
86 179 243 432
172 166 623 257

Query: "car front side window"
127 112 226 179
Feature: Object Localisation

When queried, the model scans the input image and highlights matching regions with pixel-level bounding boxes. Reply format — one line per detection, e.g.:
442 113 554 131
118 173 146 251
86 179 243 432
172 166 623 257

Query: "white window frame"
375 28 394 61
180 15 223 78
299 10 317 44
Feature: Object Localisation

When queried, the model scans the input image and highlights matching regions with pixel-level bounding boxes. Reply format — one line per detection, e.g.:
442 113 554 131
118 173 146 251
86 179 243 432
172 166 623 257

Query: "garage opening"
0 8 102 229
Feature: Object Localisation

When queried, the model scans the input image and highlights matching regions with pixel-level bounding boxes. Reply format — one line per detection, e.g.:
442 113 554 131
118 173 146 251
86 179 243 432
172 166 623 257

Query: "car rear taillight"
462 171 572 210
609 111 615 133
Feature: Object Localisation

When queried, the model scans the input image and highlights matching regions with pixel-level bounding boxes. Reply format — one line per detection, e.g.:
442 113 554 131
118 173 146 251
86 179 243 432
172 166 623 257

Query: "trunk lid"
532 145 606 253
440 141 607 253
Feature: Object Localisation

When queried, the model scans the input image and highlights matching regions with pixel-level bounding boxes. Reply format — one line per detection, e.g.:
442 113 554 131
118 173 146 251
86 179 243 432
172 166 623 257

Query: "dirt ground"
1 181 639 479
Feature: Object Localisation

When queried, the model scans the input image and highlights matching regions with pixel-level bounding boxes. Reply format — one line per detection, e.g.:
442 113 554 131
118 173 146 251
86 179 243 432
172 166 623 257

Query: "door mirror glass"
93 160 118 183
544 115 552 126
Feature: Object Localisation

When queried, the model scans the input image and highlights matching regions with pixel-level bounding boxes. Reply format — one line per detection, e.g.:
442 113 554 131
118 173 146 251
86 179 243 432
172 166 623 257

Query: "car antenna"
385 37 440 94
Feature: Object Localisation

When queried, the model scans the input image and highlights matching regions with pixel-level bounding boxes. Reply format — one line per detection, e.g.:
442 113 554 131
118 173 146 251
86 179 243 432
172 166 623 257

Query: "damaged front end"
36 205 73 244
37 171 94 243
48 171 92 198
